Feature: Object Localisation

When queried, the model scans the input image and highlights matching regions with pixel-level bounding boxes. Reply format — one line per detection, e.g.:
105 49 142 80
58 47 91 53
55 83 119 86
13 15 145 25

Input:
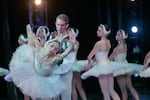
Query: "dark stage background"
0 0 150 99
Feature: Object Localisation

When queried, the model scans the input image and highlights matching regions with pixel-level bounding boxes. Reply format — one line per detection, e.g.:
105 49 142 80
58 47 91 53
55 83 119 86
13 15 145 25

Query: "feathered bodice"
34 58 53 76
95 51 109 65
114 52 127 62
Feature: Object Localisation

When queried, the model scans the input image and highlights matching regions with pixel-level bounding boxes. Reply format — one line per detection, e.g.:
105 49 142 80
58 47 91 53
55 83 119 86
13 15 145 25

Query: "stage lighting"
131 25 138 33
35 0 41 6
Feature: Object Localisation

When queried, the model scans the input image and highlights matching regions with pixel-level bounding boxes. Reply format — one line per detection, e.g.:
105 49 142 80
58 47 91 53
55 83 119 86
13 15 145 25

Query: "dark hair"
118 29 128 39
99 24 111 35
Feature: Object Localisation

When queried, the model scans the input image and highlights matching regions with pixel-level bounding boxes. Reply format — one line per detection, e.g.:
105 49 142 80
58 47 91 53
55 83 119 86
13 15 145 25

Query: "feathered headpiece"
19 34 28 42
100 24 111 35
69 28 79 37
44 39 60 48
120 29 128 39
36 26 50 40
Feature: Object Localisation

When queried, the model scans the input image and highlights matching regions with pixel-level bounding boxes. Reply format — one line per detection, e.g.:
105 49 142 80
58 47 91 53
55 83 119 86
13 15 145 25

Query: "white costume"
113 52 142 76
81 51 142 79
0 67 9 77
71 60 88 72
81 51 115 79
9 44 70 99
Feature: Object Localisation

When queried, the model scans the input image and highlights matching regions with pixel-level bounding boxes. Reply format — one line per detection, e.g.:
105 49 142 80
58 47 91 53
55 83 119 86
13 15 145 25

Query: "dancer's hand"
85 63 92 71
142 64 148 71
69 33 76 44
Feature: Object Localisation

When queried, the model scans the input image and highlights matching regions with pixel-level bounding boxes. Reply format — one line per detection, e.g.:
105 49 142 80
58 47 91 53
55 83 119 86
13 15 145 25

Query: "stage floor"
0 90 150 100
0 76 150 100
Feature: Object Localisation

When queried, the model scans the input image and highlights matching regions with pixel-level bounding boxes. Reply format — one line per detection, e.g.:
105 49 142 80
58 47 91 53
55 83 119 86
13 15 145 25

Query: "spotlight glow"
131 26 138 33
35 0 41 6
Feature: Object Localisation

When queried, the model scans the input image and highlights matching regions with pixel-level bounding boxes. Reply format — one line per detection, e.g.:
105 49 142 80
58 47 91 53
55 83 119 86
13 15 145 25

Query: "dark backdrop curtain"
0 0 21 99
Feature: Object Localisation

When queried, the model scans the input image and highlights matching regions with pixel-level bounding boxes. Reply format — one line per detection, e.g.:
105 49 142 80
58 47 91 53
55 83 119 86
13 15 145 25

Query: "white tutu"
18 73 65 99
81 52 113 79
113 53 142 76
4 72 12 82
0 67 9 76
113 63 142 76
81 61 130 79
71 60 88 72
139 67 150 78
9 44 35 85
81 51 142 80
9 44 66 99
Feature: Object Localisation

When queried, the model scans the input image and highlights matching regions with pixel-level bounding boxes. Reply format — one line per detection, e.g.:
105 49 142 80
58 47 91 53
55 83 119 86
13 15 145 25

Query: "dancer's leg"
24 95 30 100
75 73 87 100
108 74 120 100
116 75 128 100
98 75 111 100
72 73 78 100
126 76 139 100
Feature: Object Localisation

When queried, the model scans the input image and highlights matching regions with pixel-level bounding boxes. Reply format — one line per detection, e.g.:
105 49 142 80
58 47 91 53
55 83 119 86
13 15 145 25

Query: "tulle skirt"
9 44 66 99
81 61 142 79
113 62 142 77
0 67 9 76
71 60 88 72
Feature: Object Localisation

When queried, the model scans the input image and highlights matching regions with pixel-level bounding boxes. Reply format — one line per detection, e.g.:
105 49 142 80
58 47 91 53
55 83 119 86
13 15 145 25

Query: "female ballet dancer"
109 29 140 100
68 28 87 100
142 51 150 70
9 24 74 100
139 51 150 77
81 24 121 100
36 25 50 47
5 27 50 100
18 34 28 45
4 34 28 82
72 71 87 100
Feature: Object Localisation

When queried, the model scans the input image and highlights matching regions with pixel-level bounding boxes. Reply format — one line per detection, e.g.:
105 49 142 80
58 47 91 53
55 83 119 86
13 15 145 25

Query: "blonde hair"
56 14 69 24
44 39 60 48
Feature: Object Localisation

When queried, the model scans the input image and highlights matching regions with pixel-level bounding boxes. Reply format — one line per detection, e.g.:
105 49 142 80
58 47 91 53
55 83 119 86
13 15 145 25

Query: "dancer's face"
97 26 104 37
55 18 69 34
116 31 123 41
37 28 45 39
47 41 60 55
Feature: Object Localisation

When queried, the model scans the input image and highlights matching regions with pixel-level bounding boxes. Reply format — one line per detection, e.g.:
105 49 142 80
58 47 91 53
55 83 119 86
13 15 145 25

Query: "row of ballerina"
0 24 150 100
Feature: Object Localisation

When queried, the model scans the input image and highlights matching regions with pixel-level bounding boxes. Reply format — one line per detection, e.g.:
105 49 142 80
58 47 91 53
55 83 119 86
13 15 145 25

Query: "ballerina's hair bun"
44 39 60 48
36 26 50 40
99 24 111 35
68 28 79 37
19 34 28 43
119 29 128 39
